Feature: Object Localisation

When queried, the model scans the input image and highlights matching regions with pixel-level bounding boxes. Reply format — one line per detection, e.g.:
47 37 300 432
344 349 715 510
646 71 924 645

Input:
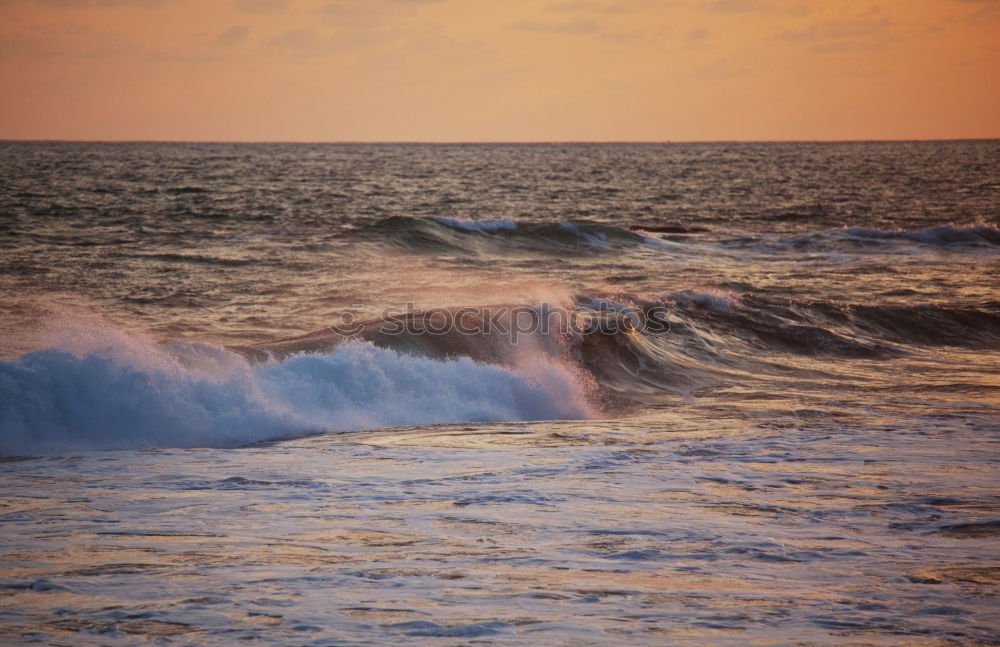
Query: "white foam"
0 329 595 455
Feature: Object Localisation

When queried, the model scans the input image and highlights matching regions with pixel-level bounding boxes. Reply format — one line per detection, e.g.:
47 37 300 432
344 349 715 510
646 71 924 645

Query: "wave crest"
840 223 1000 247
347 215 645 253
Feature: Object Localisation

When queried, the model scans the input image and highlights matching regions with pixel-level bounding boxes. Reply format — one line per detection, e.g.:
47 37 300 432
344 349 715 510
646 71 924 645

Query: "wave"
841 223 1000 247
5 288 997 454
0 327 594 455
248 291 1000 405
432 216 517 232
349 217 999 257
700 222 1000 253
660 291 1000 352
346 216 645 253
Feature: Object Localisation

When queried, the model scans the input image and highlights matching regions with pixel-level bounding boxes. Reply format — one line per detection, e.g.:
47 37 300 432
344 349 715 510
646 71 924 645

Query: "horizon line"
2 137 999 146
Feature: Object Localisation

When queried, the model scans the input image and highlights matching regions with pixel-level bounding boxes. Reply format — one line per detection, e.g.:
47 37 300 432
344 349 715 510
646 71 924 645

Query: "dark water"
2 141 998 345
0 141 998 645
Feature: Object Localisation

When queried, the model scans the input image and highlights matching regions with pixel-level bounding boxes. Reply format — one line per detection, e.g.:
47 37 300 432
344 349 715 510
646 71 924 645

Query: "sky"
1 0 998 142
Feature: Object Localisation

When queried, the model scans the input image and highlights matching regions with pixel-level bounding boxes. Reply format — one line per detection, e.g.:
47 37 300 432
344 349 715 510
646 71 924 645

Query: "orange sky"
1 0 998 141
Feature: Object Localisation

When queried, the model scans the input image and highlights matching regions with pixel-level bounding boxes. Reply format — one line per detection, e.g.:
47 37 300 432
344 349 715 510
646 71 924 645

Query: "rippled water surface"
1 141 998 645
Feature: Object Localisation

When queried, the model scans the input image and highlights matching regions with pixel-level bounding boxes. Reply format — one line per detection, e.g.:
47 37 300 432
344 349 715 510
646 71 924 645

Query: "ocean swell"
706 223 1000 253
843 223 1000 247
347 215 645 253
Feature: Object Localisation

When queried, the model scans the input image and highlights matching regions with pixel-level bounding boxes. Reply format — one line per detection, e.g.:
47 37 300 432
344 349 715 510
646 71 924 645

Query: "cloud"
0 22 137 57
234 0 286 13
506 19 601 34
953 0 1000 22
696 0 812 16
217 24 250 47
774 9 892 51
34 0 166 6
266 22 405 56
544 1 625 13
312 1 438 50
145 48 216 63
600 29 641 43
316 0 436 30
697 57 750 78
777 17 890 42
268 27 323 55
703 0 763 12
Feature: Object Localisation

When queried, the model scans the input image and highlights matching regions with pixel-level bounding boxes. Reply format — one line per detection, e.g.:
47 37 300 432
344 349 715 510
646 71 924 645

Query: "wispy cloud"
145 48 217 63
953 0 1000 22
775 9 892 52
696 0 812 17
266 19 410 57
34 0 166 7
234 0 286 13
703 0 763 12
697 57 750 78
544 1 625 13
268 27 323 56
0 21 137 58
217 24 250 47
315 0 438 30
600 29 641 43
507 19 601 34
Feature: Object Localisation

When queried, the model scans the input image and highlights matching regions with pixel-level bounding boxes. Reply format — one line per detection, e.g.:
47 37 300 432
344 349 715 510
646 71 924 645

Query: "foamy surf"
0 328 594 455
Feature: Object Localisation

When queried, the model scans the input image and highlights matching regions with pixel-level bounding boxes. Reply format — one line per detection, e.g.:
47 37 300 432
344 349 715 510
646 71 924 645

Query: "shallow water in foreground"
2 414 998 646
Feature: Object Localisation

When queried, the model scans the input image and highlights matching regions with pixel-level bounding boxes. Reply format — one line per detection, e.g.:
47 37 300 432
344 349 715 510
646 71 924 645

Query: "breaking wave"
0 327 594 455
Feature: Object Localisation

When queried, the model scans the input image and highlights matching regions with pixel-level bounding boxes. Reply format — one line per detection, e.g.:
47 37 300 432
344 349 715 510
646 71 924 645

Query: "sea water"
1 141 998 645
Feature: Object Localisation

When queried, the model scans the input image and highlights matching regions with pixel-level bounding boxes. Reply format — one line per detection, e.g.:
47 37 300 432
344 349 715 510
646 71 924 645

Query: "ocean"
1 140 998 645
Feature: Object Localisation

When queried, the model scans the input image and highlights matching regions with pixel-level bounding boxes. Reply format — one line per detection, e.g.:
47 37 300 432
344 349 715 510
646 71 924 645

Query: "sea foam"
0 327 594 455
